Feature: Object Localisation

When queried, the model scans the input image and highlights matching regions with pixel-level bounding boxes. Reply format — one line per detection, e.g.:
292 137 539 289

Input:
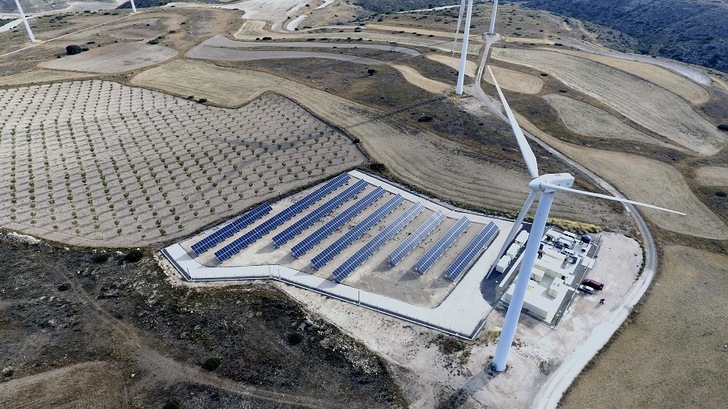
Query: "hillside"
523 0 728 73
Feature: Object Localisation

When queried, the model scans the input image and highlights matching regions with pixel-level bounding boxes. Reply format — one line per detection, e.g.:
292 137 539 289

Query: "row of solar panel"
414 216 471 274
332 202 424 283
272 179 368 247
311 194 404 270
191 203 272 255
388 210 446 266
291 186 385 258
215 173 350 261
444 221 499 281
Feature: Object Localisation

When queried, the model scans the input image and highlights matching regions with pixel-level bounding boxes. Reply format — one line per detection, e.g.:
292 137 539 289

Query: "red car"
582 278 604 291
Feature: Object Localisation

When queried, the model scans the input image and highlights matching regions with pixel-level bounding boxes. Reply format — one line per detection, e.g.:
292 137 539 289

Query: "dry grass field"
39 42 179 73
0 80 364 246
554 48 711 105
491 47 725 155
516 113 728 240
543 94 683 149
482 65 544 94
694 166 728 186
390 64 450 94
560 245 728 409
0 361 125 409
131 59 617 226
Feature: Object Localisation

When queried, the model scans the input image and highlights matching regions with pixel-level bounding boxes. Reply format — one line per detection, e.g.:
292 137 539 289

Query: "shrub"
718 124 728 131
202 357 221 371
163 399 181 409
92 253 111 263
287 332 304 345
124 249 144 263
66 45 82 55
58 283 71 291
368 162 387 173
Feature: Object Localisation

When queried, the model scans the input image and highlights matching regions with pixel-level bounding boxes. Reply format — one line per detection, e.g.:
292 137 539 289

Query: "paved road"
465 34 660 409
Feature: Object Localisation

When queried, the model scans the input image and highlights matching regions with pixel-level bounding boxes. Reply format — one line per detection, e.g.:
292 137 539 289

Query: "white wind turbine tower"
486 66 685 372
455 0 474 95
13 0 35 43
130 0 138 14
488 0 499 35
450 0 467 62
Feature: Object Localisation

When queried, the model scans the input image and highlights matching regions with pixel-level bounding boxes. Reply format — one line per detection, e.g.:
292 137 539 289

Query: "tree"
66 45 82 55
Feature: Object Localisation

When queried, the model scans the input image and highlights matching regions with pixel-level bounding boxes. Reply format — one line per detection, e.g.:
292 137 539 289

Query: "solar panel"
311 195 404 270
388 210 446 266
414 216 470 274
215 173 350 261
444 221 499 280
191 203 272 255
291 186 385 258
332 202 423 282
272 179 368 247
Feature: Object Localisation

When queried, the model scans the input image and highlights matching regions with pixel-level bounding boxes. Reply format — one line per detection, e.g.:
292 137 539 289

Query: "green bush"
163 398 181 409
124 249 144 263
202 357 221 371
91 253 110 263
287 331 304 345
57 283 71 291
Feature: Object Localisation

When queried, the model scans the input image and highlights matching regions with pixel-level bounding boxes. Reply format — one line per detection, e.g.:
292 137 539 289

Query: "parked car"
582 278 605 291
578 284 595 295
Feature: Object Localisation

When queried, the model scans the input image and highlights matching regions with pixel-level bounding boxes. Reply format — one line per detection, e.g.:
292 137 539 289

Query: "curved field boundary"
131 59 615 223
186 45 386 65
202 35 420 55
694 166 728 186
482 65 543 94
552 48 710 105
391 64 451 94
516 114 728 240
543 94 684 150
492 48 726 155
234 20 481 55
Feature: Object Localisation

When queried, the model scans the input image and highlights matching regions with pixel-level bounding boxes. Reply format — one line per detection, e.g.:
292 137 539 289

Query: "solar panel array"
191 203 272 255
444 222 499 280
414 216 470 274
311 195 404 270
388 210 446 266
291 186 385 258
214 173 350 261
332 202 423 282
272 179 368 247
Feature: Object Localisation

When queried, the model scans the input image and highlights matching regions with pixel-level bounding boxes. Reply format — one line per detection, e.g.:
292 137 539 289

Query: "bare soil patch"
0 361 125 409
492 47 726 155
543 93 682 149
694 166 728 186
561 245 728 409
483 65 544 94
39 41 179 74
0 80 364 246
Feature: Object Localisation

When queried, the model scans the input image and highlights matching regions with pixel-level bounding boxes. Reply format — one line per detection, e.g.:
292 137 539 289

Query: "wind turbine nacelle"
530 173 575 191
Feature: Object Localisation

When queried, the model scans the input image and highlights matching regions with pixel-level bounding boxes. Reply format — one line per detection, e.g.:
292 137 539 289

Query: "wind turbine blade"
488 66 539 179
451 0 467 61
488 190 537 276
540 183 686 215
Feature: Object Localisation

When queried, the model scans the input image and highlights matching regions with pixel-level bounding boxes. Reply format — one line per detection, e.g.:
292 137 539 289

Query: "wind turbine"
488 0 499 35
130 0 138 14
450 0 466 62
455 0 473 95
13 0 35 43
486 66 685 372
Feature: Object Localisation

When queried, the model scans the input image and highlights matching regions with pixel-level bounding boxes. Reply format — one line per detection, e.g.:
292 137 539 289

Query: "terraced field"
0 80 364 246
